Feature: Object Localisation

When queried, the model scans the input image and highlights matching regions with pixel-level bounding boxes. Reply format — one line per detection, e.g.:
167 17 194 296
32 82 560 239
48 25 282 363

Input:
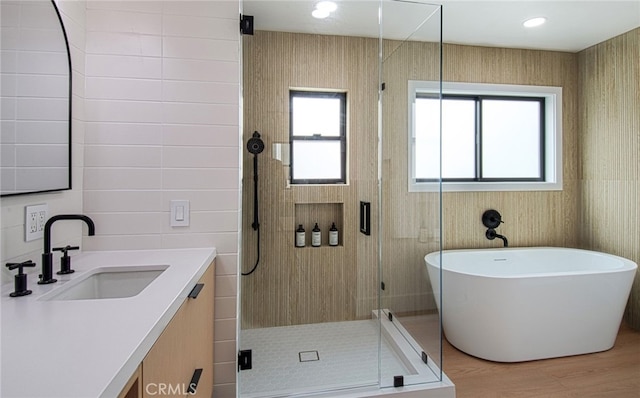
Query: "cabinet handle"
188 283 204 299
187 368 203 394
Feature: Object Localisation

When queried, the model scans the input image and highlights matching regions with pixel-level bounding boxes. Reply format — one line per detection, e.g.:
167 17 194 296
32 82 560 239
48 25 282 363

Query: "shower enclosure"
239 1 448 396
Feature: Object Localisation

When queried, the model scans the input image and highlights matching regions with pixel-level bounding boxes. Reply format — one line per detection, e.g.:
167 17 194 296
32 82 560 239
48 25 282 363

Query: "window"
290 90 346 184
409 81 562 192
416 95 544 180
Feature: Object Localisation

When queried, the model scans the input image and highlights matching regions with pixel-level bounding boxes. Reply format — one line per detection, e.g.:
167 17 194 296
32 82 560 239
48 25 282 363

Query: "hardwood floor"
402 317 640 397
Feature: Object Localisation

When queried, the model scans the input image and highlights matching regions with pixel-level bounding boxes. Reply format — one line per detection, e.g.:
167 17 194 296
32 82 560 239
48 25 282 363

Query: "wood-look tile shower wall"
242 31 581 328
242 31 379 328
380 39 442 315
440 44 579 249
578 28 640 330
380 41 579 316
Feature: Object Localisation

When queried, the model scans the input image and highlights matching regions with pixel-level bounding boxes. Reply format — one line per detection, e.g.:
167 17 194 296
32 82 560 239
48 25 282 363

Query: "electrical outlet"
29 212 37 233
38 210 47 232
25 204 48 242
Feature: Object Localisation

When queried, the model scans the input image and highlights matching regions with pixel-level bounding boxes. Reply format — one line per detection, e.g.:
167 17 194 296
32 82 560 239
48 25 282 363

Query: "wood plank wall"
440 44 580 251
380 40 580 316
578 28 640 330
242 30 585 328
241 31 379 328
380 39 442 315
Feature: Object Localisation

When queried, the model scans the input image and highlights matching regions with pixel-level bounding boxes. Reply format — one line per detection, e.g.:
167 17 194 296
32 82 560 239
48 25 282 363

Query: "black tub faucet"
482 209 508 247
486 228 509 247
39 214 95 285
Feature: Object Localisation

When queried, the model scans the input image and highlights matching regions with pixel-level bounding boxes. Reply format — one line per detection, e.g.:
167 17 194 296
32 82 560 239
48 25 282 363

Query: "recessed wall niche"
294 203 344 247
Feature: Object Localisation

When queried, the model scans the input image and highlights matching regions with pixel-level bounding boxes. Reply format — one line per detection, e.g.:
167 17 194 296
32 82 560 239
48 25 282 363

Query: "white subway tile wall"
1 1 240 396
82 2 240 396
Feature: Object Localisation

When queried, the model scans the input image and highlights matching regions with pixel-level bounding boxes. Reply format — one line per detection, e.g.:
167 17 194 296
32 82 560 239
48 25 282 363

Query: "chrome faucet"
39 214 95 284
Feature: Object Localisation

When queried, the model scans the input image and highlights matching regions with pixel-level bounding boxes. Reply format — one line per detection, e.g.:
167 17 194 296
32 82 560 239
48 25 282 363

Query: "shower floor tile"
239 319 414 397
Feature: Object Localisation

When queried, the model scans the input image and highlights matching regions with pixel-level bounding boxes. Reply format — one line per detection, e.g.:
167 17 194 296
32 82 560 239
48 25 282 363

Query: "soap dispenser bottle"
295 224 306 248
311 223 321 247
329 222 339 246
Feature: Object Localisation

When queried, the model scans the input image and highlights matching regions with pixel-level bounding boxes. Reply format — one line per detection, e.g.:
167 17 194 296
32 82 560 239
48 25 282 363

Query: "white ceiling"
243 0 640 52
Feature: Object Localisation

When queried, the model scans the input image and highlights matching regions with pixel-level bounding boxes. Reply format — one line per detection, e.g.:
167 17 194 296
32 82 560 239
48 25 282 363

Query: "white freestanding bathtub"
425 247 637 362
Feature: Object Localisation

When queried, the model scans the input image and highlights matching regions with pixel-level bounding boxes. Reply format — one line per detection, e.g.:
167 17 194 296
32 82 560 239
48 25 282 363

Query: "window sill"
409 180 563 192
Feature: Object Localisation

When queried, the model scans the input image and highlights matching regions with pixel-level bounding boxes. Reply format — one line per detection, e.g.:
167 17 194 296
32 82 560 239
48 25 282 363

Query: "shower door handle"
360 201 371 236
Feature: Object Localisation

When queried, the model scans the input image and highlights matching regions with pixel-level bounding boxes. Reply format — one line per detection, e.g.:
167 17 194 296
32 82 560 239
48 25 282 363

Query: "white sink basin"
41 265 169 301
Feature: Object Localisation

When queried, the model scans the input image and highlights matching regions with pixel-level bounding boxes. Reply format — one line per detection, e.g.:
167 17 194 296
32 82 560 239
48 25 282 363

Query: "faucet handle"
5 260 36 297
6 260 36 272
52 245 79 255
482 209 504 229
53 246 79 275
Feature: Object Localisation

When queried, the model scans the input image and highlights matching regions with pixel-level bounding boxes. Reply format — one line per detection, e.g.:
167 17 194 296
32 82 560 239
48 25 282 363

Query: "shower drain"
299 350 320 362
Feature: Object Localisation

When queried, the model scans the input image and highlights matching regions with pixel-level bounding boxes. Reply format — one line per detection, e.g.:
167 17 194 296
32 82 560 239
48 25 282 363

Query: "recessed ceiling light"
312 8 330 19
312 1 337 19
316 1 337 12
523 17 547 28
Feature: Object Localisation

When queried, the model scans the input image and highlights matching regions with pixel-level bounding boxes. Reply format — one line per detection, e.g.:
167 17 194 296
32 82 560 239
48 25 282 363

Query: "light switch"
170 200 189 227
176 206 184 221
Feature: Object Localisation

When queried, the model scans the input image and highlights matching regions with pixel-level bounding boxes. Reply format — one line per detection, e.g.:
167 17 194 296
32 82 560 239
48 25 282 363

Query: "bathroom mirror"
0 0 71 197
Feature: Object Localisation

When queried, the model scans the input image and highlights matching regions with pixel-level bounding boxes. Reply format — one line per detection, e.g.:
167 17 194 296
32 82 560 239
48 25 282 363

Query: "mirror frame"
1 0 72 197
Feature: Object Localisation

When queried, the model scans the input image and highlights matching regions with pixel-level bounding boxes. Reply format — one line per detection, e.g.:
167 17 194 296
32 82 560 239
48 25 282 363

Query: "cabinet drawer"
141 261 215 398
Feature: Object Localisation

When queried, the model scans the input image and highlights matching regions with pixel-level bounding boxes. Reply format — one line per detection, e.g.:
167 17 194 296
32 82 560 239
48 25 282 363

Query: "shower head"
247 131 265 155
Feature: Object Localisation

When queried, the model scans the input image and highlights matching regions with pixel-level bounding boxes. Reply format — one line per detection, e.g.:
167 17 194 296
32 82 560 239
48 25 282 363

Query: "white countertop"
1 247 216 398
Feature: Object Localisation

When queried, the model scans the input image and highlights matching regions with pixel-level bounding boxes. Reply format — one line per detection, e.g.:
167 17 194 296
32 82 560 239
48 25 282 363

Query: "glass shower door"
239 1 383 396
378 0 443 388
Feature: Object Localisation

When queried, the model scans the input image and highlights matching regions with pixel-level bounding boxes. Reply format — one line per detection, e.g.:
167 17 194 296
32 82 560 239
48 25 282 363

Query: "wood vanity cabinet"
119 261 215 398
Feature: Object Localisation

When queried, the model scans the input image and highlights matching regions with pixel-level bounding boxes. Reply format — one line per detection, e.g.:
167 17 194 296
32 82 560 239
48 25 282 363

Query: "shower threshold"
239 310 455 398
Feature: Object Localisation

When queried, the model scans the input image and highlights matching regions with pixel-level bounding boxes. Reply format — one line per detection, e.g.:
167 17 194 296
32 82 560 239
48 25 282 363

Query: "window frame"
289 90 347 185
415 93 546 182
408 81 563 192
